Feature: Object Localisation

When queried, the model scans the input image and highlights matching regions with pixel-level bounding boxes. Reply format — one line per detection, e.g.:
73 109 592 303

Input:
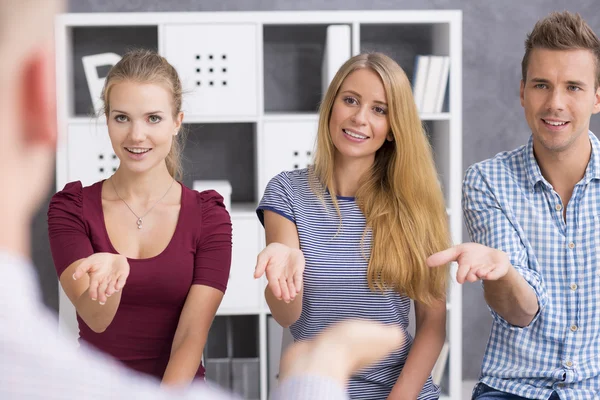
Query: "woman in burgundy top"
48 50 232 386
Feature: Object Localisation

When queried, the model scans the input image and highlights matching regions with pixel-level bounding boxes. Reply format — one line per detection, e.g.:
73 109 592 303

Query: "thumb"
73 260 92 280
254 250 270 279
427 245 462 267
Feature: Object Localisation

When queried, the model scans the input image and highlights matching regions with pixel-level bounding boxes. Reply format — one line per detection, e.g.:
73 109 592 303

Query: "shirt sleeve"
256 171 296 226
193 190 232 293
462 165 548 330
47 181 94 279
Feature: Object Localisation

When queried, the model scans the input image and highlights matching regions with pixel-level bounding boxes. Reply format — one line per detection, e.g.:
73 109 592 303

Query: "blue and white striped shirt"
464 132 600 400
258 168 439 400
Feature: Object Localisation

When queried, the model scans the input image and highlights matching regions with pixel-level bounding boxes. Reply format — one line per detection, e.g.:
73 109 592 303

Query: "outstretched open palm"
427 243 510 284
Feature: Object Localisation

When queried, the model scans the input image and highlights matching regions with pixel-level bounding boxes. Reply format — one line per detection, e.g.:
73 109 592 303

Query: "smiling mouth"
541 119 569 127
125 147 151 154
343 129 368 139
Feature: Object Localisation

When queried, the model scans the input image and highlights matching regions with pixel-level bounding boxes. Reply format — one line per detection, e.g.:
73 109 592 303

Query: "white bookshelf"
54 10 462 400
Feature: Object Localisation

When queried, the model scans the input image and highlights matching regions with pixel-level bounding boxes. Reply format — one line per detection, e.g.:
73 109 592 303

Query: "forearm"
388 318 445 399
162 334 206 387
265 287 303 328
74 288 122 333
484 265 538 327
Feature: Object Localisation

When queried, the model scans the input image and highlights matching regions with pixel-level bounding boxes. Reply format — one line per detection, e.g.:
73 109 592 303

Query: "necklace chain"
109 177 175 229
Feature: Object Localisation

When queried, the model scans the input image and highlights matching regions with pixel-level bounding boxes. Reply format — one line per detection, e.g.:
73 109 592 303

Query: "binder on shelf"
412 55 430 112
321 24 351 96
414 55 450 114
421 55 445 114
434 56 450 113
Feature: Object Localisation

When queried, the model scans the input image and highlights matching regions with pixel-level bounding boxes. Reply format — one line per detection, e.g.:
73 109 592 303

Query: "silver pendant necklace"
109 177 176 229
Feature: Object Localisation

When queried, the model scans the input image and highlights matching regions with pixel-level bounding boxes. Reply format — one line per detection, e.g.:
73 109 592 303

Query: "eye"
114 114 128 123
373 106 387 115
148 115 162 124
343 96 358 105
567 85 581 92
533 83 548 89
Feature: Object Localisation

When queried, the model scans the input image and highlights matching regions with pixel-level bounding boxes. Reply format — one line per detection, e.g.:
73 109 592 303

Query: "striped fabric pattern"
258 168 440 400
464 131 600 400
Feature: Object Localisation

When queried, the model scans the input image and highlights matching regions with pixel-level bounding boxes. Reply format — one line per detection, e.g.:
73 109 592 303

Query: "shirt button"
570 325 578 332
570 283 578 291
556 204 563 211
568 242 575 249
556 383 565 388
566 361 573 367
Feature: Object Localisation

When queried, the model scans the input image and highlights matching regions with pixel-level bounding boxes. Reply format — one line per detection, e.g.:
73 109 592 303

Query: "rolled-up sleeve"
462 166 548 330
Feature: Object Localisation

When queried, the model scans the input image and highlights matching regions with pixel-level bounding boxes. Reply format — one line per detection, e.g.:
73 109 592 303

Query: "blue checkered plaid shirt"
463 131 600 400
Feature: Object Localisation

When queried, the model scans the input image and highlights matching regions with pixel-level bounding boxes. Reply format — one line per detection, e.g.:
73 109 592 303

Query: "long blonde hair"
101 49 185 180
312 53 450 305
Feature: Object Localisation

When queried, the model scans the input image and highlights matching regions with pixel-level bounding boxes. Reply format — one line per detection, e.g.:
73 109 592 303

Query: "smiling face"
106 80 183 175
328 68 392 165
520 48 600 158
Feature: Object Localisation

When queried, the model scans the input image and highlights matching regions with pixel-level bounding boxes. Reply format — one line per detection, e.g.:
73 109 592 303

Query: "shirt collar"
524 131 600 190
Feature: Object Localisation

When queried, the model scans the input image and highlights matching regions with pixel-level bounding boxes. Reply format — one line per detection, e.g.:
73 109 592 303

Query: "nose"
545 87 565 113
351 105 368 125
128 120 146 142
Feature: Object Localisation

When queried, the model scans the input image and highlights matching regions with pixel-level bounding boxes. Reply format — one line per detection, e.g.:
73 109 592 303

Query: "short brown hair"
522 11 600 88
101 49 185 180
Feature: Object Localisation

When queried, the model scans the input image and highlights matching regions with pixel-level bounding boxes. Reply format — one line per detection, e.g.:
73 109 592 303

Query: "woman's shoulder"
49 180 103 208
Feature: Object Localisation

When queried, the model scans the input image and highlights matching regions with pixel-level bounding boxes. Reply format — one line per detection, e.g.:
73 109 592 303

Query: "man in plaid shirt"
429 11 600 400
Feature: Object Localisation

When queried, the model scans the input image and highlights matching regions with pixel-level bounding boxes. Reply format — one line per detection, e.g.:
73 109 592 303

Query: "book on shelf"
321 24 351 96
412 55 450 114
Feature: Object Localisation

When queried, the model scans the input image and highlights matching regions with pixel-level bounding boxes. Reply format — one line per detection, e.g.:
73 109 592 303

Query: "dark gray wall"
30 0 599 381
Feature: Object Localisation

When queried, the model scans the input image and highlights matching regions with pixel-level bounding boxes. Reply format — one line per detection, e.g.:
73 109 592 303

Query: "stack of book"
412 55 450 114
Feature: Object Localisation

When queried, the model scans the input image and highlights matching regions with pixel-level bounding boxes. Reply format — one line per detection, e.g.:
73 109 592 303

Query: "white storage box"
193 180 232 211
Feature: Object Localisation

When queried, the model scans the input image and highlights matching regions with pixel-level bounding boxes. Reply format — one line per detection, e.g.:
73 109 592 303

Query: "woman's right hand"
254 242 305 303
72 253 130 305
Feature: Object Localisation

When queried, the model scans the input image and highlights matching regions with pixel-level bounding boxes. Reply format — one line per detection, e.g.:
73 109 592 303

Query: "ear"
593 85 600 115
174 111 184 135
519 80 526 108
21 46 57 148
386 132 394 142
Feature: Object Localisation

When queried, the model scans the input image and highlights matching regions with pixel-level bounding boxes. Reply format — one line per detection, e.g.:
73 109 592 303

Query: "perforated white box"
162 24 258 118
259 118 318 195
66 121 119 186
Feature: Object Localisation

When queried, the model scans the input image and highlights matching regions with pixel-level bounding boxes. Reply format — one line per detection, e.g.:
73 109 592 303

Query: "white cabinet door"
163 24 258 118
218 215 263 313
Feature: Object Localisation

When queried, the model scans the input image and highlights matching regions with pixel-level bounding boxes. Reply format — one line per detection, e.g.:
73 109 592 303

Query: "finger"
427 245 462 267
482 264 507 281
114 270 129 292
474 265 495 280
293 268 303 293
254 251 270 279
73 260 92 280
455 262 473 284
88 274 101 301
466 270 480 283
267 277 282 300
286 279 297 301
279 276 291 303
105 276 117 297
97 277 110 305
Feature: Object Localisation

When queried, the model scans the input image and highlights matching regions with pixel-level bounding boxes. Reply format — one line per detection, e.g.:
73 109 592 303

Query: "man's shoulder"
466 144 528 183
